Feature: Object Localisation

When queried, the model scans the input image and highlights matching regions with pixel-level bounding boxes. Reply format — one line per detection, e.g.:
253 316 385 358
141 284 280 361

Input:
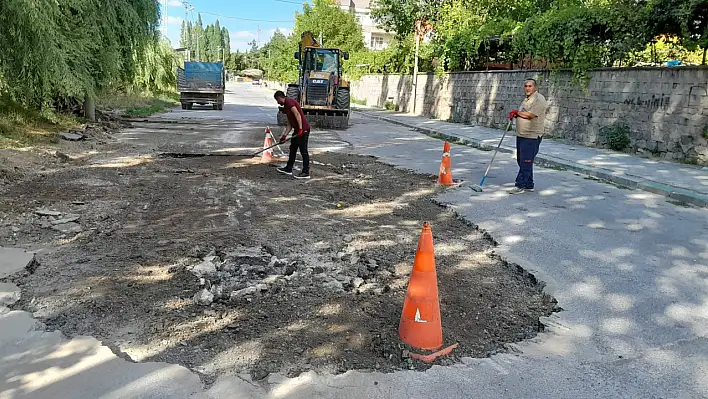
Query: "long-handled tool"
265 125 287 157
470 120 513 192
251 136 291 157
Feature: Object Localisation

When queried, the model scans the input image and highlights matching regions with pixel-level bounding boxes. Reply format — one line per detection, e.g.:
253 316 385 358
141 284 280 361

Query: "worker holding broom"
508 78 547 194
274 90 311 179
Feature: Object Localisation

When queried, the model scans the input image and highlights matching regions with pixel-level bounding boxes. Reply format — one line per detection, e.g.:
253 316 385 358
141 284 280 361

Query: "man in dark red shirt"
274 90 312 179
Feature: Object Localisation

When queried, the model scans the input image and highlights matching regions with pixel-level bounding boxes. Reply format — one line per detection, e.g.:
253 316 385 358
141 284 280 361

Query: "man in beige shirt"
508 78 547 194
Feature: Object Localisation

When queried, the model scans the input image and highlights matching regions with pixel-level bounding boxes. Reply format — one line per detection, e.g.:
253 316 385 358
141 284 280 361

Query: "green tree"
222 27 231 61
210 20 222 61
194 13 205 61
294 0 365 55
0 0 161 108
260 30 299 82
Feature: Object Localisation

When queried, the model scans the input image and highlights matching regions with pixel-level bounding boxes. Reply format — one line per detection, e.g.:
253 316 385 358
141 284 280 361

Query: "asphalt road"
203 83 708 399
2 82 706 399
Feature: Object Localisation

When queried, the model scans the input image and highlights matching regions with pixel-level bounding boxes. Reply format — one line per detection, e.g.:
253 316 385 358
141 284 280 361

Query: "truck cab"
177 61 225 110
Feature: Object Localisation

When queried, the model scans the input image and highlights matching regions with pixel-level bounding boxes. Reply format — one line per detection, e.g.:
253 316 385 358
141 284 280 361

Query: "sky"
159 0 307 51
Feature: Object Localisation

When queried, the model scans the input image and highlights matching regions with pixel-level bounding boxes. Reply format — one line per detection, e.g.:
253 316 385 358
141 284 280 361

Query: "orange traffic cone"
438 141 454 185
399 222 442 350
398 222 458 362
262 127 274 162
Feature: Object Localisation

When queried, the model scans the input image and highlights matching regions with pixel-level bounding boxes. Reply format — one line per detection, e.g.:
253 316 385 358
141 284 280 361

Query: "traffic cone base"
409 343 458 363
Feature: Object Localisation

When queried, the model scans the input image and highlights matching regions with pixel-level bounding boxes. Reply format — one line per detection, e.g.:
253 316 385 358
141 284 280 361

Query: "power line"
273 0 306 4
199 11 294 23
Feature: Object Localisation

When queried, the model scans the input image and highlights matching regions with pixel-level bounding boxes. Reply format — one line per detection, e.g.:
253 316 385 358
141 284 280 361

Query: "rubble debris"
50 222 82 234
188 256 219 276
55 151 72 162
51 214 80 225
193 288 214 306
58 131 86 141
35 209 62 217
230 286 258 299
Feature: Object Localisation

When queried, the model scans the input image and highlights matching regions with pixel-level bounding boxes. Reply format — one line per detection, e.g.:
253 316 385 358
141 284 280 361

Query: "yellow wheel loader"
277 31 350 129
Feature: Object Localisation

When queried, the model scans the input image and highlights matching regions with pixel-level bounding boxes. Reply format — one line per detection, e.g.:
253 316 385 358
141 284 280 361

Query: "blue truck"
176 61 225 110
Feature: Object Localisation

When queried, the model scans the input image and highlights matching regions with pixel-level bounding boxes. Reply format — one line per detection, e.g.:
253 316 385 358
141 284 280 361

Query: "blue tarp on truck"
177 61 225 110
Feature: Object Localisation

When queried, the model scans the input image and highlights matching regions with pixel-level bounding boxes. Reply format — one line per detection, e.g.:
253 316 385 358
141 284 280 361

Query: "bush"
601 122 631 151
384 100 395 110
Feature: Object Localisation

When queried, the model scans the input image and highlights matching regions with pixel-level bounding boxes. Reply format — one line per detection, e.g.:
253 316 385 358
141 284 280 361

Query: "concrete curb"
354 108 708 208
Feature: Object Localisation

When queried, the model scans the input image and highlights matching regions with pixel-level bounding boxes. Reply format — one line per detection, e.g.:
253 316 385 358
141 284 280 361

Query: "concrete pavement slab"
356 108 708 207
0 310 203 399
0 282 20 307
0 247 35 279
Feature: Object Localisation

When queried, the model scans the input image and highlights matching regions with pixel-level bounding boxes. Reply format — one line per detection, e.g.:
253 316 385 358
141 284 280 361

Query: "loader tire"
286 85 300 101
336 87 350 111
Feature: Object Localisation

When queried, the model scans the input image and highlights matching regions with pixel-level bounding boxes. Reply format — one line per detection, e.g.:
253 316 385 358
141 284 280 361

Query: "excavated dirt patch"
1 152 556 383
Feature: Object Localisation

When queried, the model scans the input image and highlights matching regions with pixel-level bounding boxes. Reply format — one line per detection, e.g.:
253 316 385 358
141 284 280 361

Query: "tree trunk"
84 94 96 122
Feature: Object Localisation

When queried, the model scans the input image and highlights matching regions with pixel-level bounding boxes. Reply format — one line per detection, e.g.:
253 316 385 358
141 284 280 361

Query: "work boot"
277 166 293 175
295 171 311 180
509 187 532 194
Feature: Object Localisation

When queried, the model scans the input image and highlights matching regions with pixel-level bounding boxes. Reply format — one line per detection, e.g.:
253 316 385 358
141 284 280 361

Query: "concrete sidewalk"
354 107 708 207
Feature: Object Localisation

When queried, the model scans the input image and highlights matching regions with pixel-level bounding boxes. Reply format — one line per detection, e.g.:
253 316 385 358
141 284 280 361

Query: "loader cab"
295 48 349 77
294 48 349 107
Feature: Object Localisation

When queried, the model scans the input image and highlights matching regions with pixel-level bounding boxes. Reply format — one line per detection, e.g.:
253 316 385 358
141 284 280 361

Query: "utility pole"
184 2 196 61
183 2 190 61
412 19 421 114
163 0 168 35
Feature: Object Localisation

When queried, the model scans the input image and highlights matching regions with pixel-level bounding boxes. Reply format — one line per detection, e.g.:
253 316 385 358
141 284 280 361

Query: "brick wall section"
350 68 708 164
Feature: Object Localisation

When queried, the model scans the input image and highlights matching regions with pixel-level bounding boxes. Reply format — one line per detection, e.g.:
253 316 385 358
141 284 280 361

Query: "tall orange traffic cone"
262 127 274 162
438 141 454 185
399 222 443 350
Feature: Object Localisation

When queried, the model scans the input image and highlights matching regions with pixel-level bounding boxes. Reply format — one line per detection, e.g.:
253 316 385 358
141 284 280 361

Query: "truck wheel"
186 103 193 110
286 85 300 101
181 103 187 110
212 104 218 110
336 87 350 110
277 111 288 126
217 104 223 110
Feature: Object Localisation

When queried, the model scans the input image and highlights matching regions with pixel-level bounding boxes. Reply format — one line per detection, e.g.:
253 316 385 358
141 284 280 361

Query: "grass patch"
667 200 692 208
97 91 179 117
583 175 632 190
351 97 367 106
0 96 77 148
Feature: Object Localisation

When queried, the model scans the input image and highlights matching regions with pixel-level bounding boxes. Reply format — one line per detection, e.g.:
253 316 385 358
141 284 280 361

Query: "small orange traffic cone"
399 222 443 350
262 127 274 162
398 222 458 362
438 141 454 185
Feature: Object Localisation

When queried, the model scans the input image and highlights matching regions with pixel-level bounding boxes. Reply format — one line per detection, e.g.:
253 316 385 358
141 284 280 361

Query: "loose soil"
1 129 557 384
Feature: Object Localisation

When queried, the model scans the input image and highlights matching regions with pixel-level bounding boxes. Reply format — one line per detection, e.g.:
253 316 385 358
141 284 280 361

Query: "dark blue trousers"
515 136 543 189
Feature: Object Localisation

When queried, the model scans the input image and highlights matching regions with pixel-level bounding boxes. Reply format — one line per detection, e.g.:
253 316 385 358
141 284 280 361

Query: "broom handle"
252 135 291 156
479 121 512 186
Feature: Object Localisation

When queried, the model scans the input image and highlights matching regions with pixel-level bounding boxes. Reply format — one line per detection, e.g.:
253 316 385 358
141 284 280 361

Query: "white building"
338 0 393 50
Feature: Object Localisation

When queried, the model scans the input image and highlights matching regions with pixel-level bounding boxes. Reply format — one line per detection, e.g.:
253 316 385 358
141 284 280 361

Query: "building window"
370 35 384 49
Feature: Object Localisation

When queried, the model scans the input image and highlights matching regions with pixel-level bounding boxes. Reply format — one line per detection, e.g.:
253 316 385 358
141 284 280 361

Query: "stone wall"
350 68 708 164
